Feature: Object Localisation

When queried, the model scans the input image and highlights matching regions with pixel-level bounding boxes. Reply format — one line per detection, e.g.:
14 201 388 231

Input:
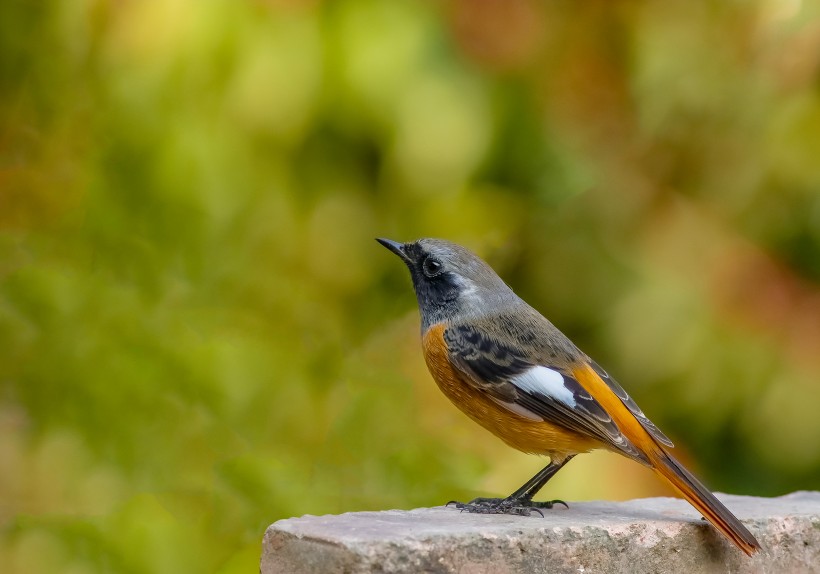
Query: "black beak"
376 238 410 262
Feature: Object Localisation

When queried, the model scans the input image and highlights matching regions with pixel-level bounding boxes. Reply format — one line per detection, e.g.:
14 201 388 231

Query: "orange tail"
648 449 760 555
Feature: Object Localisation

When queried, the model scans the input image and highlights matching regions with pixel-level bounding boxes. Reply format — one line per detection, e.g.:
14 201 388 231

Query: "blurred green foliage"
2 0 820 572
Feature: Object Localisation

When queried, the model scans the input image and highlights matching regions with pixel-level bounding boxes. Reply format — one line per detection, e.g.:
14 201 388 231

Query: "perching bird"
377 237 760 556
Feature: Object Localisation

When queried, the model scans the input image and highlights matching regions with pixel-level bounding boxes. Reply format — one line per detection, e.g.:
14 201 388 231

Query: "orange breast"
422 324 600 457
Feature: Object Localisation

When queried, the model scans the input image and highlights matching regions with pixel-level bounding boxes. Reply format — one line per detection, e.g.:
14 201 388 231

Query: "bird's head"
377 237 517 330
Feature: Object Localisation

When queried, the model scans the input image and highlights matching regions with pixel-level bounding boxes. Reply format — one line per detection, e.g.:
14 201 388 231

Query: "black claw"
531 499 569 509
444 496 567 517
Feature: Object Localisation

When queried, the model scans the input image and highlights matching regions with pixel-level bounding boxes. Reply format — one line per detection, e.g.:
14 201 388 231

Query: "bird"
377 237 760 556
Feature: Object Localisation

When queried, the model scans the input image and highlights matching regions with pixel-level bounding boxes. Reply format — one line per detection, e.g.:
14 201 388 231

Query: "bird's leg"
448 455 576 516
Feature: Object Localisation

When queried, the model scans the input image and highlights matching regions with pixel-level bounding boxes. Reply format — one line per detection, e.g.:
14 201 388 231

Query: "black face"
377 238 463 330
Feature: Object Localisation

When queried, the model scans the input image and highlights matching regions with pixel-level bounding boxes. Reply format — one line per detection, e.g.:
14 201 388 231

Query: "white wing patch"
512 366 576 407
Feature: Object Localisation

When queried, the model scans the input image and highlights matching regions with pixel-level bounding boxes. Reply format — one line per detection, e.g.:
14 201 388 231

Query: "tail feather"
649 449 760 556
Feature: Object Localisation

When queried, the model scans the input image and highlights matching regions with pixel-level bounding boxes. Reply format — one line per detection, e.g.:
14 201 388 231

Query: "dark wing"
588 361 674 448
444 324 647 462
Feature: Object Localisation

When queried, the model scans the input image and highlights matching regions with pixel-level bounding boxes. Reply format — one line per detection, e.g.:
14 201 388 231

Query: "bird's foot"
446 496 568 517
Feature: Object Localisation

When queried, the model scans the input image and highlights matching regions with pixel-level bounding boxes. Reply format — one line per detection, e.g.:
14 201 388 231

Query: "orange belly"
422 324 600 457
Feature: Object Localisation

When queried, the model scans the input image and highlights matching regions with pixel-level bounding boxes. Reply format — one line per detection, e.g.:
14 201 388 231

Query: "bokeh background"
2 0 820 572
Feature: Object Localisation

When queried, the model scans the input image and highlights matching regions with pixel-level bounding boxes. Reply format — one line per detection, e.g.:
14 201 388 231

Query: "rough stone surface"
261 492 820 574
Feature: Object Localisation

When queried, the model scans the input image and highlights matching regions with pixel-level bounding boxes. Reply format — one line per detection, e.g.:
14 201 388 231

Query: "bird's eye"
422 256 443 277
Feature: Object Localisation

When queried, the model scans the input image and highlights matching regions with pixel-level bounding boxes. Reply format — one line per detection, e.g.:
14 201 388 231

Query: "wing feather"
444 325 648 462
588 361 674 448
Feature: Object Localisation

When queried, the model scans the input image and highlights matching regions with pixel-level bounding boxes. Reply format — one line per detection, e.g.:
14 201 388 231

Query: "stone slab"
262 492 820 574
